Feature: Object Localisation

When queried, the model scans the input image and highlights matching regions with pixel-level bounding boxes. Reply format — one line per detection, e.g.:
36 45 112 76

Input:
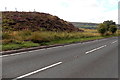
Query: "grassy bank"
2 29 119 51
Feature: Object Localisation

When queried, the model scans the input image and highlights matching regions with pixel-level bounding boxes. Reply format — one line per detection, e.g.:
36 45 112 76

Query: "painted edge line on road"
0 51 29 58
12 61 62 80
1 38 109 58
0 47 60 58
85 45 107 54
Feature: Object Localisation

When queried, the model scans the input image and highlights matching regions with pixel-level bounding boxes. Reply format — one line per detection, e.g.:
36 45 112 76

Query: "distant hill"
2 11 83 32
71 22 99 29
72 22 120 29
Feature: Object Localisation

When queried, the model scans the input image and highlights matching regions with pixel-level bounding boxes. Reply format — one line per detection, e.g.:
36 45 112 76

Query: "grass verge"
2 41 40 51
2 29 120 51
2 36 110 51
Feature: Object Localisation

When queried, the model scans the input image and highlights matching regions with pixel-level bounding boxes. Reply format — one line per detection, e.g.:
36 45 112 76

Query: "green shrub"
109 25 117 34
97 23 107 35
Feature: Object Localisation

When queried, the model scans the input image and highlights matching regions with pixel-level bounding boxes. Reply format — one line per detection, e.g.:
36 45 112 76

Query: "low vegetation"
2 29 119 51
1 12 119 51
2 11 83 32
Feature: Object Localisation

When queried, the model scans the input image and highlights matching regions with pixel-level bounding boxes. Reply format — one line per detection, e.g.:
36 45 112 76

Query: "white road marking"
111 40 117 44
0 51 28 57
0 55 9 58
13 62 62 80
47 46 63 49
28 49 45 52
85 45 107 54
0 44 80 58
64 43 80 47
1 38 109 57
1 47 61 58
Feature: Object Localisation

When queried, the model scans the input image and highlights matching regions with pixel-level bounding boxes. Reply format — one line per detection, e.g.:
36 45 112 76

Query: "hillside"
2 11 83 32
71 22 99 29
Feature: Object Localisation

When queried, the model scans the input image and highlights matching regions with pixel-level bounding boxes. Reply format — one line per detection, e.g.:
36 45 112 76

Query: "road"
1 37 118 79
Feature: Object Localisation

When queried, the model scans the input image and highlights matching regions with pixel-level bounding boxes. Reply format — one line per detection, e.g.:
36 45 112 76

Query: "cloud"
0 0 118 23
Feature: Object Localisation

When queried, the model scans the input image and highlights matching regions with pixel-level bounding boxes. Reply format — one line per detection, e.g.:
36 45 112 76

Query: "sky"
0 0 119 23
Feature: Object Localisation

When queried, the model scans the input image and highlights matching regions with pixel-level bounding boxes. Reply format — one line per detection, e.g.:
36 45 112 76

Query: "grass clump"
29 32 51 43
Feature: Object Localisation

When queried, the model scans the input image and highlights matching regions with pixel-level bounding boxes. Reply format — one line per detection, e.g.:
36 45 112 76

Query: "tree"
109 25 117 34
97 20 117 35
103 20 116 30
97 23 107 35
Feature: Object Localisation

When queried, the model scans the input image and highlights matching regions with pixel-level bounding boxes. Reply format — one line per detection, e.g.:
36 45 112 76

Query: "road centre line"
85 45 107 54
12 61 62 80
111 40 117 44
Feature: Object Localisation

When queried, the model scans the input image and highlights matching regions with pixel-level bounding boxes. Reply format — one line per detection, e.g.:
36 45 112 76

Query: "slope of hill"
2 11 83 32
71 22 99 29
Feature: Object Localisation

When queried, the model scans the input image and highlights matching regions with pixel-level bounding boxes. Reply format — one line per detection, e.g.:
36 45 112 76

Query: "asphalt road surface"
1 37 118 79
